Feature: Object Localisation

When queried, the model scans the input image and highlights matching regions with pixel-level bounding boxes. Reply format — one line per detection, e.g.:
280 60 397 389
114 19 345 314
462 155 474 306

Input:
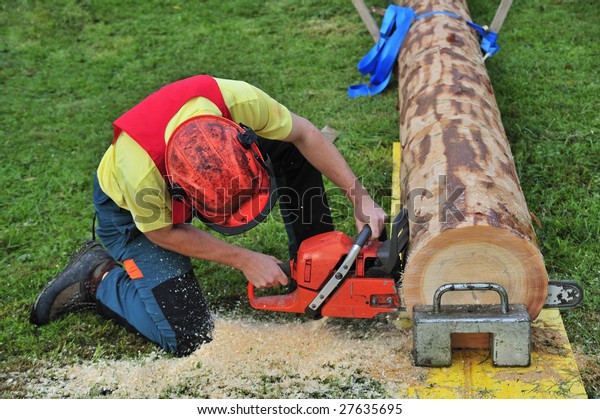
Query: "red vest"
112 75 232 224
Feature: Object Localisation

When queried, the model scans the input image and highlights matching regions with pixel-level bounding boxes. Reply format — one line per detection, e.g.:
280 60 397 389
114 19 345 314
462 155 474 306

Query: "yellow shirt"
97 78 293 233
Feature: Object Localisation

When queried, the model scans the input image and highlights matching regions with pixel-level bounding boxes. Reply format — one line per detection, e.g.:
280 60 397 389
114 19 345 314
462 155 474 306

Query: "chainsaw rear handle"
247 261 297 312
278 261 291 277
247 262 291 301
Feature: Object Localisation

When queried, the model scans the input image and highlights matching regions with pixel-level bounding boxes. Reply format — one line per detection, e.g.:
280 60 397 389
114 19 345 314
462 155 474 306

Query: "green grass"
1 0 598 398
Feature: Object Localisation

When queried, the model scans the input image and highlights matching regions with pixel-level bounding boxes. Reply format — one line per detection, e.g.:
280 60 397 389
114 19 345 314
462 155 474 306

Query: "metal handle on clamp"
433 283 510 314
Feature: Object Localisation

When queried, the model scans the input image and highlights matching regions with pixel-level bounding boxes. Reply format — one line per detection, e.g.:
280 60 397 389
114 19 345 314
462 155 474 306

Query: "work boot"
30 240 116 326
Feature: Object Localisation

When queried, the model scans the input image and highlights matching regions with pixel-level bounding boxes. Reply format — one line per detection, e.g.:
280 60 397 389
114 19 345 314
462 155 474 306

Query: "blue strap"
349 7 501 98
348 6 416 98
467 21 500 57
419 10 500 57
416 11 461 21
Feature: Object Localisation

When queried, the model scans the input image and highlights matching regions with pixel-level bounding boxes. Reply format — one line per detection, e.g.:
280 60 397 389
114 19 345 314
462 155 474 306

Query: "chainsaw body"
248 210 409 319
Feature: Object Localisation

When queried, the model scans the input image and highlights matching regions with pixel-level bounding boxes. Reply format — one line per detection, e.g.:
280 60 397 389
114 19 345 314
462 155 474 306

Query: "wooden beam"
490 0 513 34
351 0 380 43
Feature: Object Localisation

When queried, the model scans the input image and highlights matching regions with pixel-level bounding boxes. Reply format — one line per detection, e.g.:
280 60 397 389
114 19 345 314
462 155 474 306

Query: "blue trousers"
93 175 214 355
92 140 333 355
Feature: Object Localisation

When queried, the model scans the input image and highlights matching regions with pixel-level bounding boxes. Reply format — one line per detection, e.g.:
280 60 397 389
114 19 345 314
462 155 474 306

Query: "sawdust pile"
24 316 424 398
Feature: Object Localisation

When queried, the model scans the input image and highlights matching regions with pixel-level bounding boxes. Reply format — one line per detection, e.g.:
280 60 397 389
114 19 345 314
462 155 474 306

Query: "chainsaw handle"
247 261 291 302
278 261 291 277
355 224 372 247
248 280 257 302
247 260 298 312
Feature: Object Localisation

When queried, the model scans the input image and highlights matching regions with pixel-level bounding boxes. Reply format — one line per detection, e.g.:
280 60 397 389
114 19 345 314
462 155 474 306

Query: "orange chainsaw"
248 209 409 319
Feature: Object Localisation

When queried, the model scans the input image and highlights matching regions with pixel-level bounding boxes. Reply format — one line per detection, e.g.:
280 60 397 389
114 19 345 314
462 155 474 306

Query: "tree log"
397 0 548 346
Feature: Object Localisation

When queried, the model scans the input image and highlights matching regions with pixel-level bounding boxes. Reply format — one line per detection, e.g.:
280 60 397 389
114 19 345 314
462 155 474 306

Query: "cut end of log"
403 225 548 321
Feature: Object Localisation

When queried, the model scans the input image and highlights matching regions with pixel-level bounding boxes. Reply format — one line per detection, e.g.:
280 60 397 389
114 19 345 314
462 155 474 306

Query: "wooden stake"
490 0 513 34
351 0 380 43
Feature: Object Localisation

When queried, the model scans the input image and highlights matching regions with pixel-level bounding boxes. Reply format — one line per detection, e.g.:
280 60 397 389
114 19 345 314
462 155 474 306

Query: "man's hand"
239 251 289 289
354 195 388 240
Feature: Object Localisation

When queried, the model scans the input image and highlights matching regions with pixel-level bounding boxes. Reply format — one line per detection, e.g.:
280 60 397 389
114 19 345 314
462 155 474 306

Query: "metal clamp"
412 282 531 367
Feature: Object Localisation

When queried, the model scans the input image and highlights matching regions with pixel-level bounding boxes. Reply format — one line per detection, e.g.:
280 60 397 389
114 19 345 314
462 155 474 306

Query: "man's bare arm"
144 224 288 288
282 113 387 238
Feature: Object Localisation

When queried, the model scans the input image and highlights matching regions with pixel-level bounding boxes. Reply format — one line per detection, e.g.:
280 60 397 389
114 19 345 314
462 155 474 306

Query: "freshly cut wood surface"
396 0 548 339
404 226 548 313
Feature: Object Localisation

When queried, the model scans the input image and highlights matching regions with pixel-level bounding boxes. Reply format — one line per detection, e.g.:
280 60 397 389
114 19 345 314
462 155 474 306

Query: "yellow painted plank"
391 141 402 216
390 141 586 399
400 310 587 399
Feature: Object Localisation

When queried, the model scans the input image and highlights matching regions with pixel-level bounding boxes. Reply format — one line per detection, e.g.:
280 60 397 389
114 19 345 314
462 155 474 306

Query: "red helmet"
165 115 276 235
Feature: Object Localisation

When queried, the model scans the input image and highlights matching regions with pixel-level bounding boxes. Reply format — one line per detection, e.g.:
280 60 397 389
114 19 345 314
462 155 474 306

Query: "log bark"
397 0 548 346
